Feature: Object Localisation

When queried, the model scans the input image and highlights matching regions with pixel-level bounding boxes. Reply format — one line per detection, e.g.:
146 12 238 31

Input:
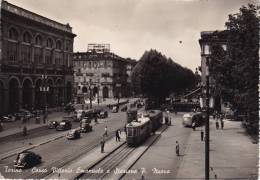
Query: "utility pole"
89 79 92 109
205 57 210 180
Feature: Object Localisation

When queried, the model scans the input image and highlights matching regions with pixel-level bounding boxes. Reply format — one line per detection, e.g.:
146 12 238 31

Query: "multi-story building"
73 44 136 104
199 30 228 111
0 1 76 115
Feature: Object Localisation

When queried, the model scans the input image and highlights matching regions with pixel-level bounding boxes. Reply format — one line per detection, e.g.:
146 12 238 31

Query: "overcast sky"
9 0 259 71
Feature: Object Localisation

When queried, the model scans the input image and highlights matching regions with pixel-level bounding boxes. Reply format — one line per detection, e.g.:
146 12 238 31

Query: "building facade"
73 44 136 104
0 1 76 115
199 30 228 111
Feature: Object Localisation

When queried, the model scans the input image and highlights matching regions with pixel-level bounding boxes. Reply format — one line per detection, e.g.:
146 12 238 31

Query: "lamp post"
40 74 49 124
97 78 100 105
89 79 93 109
116 83 121 109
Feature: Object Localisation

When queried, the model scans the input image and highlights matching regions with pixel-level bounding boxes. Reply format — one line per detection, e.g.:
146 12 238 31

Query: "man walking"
216 120 219 130
220 119 224 129
100 137 105 153
201 129 204 141
104 126 108 136
176 141 180 156
116 129 121 142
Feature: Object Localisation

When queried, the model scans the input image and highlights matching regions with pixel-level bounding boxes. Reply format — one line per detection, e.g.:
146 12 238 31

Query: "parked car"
0 115 15 122
19 109 34 119
74 110 85 122
98 110 108 119
121 105 128 112
66 129 81 139
48 120 59 129
56 120 72 131
64 103 75 113
111 106 118 113
14 151 41 169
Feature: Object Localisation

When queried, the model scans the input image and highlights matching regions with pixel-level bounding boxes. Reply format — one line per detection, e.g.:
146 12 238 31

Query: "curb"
0 132 65 160
0 125 48 141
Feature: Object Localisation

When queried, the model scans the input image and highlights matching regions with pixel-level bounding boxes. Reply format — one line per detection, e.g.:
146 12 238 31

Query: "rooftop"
2 0 73 33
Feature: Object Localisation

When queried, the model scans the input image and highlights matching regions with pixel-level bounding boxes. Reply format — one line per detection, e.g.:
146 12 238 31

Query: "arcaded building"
0 1 76 115
73 44 136 103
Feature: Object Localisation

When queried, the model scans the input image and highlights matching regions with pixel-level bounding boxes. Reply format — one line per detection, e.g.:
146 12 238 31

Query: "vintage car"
121 105 128 112
74 110 85 122
19 109 34 119
66 129 81 139
14 151 41 169
48 120 59 129
64 103 75 113
98 110 108 119
111 106 118 113
80 118 93 133
0 115 15 122
56 120 72 131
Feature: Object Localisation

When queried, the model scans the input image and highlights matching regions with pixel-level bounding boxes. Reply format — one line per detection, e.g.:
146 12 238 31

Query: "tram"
126 110 163 146
182 112 206 127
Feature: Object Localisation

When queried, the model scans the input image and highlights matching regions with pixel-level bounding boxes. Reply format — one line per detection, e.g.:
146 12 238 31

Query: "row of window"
75 77 111 83
7 41 71 66
8 27 71 50
74 61 113 69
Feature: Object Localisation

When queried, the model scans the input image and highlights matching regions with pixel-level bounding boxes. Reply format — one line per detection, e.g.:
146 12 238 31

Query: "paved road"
123 112 193 179
0 110 127 179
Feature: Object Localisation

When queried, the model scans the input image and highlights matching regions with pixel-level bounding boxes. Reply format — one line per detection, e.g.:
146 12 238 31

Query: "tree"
131 49 196 107
211 4 259 133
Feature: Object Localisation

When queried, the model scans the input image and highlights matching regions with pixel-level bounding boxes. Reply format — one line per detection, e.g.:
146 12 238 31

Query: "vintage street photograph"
0 0 259 179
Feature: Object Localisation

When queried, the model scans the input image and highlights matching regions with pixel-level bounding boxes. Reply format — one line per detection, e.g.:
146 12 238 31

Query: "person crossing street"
176 141 180 156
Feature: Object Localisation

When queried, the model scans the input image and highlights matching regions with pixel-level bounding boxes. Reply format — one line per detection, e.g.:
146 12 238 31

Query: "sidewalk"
0 111 65 139
175 119 258 179
45 133 126 179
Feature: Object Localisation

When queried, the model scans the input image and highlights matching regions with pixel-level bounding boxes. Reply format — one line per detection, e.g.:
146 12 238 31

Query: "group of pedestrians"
100 126 122 153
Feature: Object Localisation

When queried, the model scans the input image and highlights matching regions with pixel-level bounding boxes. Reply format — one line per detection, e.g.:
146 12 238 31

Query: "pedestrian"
201 129 204 141
94 115 98 124
165 116 168 125
104 126 108 136
116 130 121 142
176 141 180 156
124 125 127 135
22 126 28 136
100 138 105 153
0 122 3 132
192 122 196 131
216 120 219 130
220 119 224 129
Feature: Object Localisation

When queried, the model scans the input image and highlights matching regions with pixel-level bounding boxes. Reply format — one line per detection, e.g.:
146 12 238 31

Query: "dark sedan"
66 129 81 139
48 121 59 129
98 110 108 119
56 120 72 131
14 151 41 169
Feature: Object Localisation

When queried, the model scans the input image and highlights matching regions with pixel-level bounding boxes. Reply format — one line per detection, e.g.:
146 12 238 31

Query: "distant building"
0 1 76 115
199 30 228 111
73 44 136 103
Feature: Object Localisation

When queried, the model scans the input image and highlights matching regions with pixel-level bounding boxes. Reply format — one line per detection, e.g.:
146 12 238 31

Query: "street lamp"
116 83 121 109
40 74 49 124
89 79 94 109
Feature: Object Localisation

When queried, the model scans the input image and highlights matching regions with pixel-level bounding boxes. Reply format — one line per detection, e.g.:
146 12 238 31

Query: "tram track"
76 143 135 179
24 130 118 179
76 125 169 180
